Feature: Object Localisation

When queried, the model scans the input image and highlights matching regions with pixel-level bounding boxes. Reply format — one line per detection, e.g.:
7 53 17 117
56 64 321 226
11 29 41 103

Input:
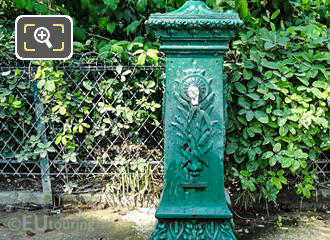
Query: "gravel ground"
0 206 330 240
252 212 330 240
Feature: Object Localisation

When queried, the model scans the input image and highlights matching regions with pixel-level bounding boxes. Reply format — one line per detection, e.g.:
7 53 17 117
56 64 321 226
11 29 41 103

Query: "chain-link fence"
0 53 165 205
1 53 329 206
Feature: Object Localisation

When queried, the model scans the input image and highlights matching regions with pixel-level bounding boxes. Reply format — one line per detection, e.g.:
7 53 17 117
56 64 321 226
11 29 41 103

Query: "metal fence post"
146 1 242 239
31 70 53 205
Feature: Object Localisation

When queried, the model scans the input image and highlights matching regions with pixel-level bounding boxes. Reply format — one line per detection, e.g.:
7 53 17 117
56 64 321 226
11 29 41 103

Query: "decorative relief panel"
171 69 217 177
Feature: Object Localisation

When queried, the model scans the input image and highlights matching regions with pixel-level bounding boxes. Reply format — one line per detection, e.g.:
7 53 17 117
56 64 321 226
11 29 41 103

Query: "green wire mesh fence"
0 52 329 205
0 53 165 202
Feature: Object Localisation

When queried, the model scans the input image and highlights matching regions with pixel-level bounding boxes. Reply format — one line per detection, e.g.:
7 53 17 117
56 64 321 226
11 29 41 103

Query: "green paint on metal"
146 1 242 239
152 219 235 240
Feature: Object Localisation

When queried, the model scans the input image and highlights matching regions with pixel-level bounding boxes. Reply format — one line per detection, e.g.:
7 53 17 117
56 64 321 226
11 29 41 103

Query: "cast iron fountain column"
146 1 242 239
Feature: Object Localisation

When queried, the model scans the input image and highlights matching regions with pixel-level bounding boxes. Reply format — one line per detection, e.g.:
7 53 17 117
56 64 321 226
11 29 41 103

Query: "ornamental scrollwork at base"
151 219 236 240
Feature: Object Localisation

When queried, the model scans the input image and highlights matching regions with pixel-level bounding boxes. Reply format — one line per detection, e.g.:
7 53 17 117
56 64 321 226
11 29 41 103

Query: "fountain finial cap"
146 0 243 39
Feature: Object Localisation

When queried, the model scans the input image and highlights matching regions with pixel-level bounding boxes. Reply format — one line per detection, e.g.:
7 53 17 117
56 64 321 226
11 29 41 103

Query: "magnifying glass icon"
34 27 53 48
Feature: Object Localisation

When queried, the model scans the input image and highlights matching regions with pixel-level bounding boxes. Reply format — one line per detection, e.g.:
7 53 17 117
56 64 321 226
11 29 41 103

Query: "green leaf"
277 37 289 47
45 80 55 92
73 42 85 52
232 71 241 81
278 117 287 127
82 123 90 128
25 0 33 11
146 49 159 61
14 0 26 8
112 44 124 54
55 135 62 145
238 96 250 109
261 59 277 69
311 87 326 99
272 178 282 190
106 22 116 34
137 0 148 12
246 110 254 121
255 110 269 124
271 9 280 19
34 4 48 13
246 93 260 101
279 126 288 136
243 69 253 80
295 149 308 159
234 82 247 94
264 42 275 50
82 81 93 91
314 52 330 61
312 81 328 90
281 158 293 168
247 161 259 172
273 143 281 153
146 80 155 88
264 71 273 79
81 0 90 9
291 160 300 172
37 79 45 89
269 155 279 166
12 100 22 108
303 135 314 147
239 0 249 19
248 149 256 160
104 0 120 11
262 16 270 23
153 0 166 8
116 65 123 74
248 182 256 192
1 71 11 76
273 110 283 116
226 142 238 154
262 151 274 159
137 52 146 65
126 21 140 35
73 28 86 41
98 17 108 29
59 107 66 115
62 137 67 145
297 77 309 86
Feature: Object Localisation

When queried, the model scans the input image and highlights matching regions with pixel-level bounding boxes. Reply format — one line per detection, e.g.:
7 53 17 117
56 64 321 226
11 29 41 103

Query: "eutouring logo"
6 215 95 232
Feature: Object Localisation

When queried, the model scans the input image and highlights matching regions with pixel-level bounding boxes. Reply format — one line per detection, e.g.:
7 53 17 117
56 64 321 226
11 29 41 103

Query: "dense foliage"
0 55 164 205
226 8 329 204
0 0 329 206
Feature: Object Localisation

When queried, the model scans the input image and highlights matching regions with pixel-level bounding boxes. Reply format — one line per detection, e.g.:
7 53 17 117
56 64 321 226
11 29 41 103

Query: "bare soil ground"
0 205 330 240
235 211 330 240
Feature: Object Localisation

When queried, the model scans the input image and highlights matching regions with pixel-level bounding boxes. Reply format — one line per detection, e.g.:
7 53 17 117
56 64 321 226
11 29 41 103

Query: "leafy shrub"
0 15 16 65
225 7 329 203
0 56 164 206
